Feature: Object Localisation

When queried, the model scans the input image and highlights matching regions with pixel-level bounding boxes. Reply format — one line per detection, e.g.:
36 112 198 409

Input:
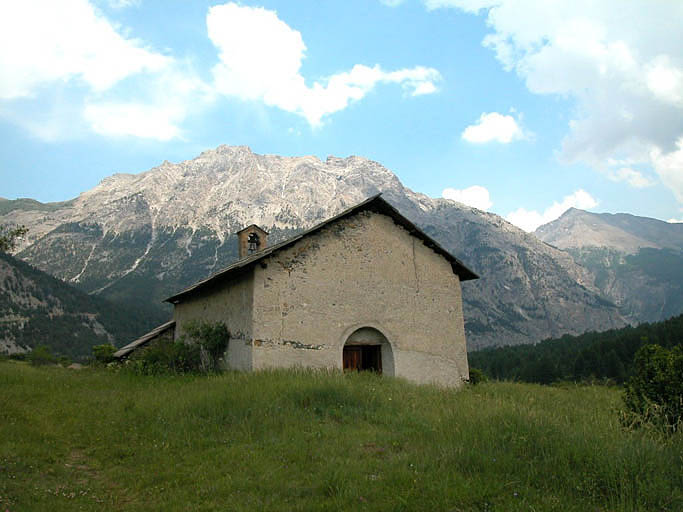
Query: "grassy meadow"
1 361 681 511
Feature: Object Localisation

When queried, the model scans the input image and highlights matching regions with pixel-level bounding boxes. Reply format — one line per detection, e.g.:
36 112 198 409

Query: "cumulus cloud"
0 0 169 99
442 185 493 210
2 1 441 140
424 0 683 203
461 111 526 143
506 189 598 232
84 102 181 140
84 63 213 140
606 167 656 189
0 1 211 141
207 2 441 126
650 138 683 203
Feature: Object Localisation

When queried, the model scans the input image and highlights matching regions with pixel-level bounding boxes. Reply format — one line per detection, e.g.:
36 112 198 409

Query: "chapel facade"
117 195 478 387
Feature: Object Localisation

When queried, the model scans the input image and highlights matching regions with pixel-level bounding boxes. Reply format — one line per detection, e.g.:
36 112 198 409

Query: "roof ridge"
165 194 477 304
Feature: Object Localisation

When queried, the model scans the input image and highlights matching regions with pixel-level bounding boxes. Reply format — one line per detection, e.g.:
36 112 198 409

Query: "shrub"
622 344 683 433
27 345 56 366
468 367 488 385
182 320 230 371
92 344 117 364
133 339 201 375
130 321 229 375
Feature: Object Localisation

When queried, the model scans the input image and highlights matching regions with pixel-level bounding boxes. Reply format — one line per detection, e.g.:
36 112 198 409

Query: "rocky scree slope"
2 145 625 349
536 208 683 324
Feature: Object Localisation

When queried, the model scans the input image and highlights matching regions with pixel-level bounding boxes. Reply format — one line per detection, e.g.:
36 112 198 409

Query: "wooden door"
343 346 362 371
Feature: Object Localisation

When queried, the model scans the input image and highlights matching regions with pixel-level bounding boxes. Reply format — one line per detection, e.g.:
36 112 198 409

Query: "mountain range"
536 208 683 324
1 145 681 354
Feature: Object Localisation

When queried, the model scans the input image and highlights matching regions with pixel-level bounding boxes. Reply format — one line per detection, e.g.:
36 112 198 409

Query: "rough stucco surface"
173 271 254 371
250 211 469 387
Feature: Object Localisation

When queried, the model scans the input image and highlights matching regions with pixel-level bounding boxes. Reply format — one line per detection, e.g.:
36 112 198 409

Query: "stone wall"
250 211 469 387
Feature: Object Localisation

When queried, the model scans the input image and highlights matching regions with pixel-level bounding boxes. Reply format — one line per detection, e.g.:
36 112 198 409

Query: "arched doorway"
342 327 394 376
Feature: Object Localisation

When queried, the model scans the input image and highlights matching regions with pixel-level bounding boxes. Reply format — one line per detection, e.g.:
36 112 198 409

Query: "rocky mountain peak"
3 145 635 349
209 144 253 155
536 208 683 253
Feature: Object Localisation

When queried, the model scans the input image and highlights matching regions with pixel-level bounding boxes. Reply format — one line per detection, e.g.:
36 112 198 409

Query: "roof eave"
164 193 479 302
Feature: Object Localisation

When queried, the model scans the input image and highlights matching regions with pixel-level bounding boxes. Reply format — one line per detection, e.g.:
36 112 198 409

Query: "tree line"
469 313 683 385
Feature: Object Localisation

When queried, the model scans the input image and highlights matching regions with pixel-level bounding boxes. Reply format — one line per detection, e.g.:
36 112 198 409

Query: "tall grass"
1 361 681 511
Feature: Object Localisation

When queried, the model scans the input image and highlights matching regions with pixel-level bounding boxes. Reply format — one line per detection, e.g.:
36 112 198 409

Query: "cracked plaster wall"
251 211 469 387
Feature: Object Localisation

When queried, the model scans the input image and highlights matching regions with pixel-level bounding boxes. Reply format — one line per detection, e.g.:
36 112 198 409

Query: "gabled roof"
113 320 175 358
165 194 478 304
236 224 269 235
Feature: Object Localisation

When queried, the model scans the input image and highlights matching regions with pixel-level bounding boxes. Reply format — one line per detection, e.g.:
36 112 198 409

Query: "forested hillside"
469 314 683 384
0 252 167 359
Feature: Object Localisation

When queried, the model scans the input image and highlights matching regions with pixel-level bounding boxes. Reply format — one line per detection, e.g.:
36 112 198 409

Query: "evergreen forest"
469 313 683 384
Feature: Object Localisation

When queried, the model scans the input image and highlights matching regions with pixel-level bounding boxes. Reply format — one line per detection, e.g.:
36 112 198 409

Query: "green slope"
1 365 680 511
0 252 168 359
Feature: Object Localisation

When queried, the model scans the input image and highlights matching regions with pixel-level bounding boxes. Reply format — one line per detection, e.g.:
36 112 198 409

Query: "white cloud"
0 1 212 141
668 208 683 223
106 0 140 8
0 0 169 99
442 185 493 210
646 55 683 106
461 111 526 143
84 102 181 141
424 1 683 203
607 167 656 189
83 63 214 141
2 1 439 140
207 2 441 126
506 189 598 232
424 0 491 12
650 137 683 202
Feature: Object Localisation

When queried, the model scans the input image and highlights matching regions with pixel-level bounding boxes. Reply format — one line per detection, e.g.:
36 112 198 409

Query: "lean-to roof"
165 194 478 304
113 320 176 358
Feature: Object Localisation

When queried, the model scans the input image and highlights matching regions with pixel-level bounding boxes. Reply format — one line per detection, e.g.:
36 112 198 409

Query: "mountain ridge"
536 208 683 324
2 145 627 349
536 207 683 254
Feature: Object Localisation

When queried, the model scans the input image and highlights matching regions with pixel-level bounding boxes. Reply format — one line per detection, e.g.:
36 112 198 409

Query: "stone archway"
342 327 394 376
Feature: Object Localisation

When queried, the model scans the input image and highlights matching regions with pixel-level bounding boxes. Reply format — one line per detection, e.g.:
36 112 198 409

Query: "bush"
131 339 201 375
622 344 683 433
468 367 488 385
92 344 117 364
182 320 230 371
27 345 56 366
130 321 230 375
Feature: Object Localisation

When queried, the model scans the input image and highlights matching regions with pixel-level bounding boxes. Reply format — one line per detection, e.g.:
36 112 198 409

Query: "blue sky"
1 0 682 230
